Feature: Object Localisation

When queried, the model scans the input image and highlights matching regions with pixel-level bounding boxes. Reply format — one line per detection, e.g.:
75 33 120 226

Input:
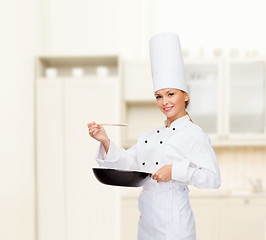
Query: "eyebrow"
155 90 173 96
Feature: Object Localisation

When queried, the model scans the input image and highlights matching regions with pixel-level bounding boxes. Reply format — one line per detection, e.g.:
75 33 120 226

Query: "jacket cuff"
95 139 113 165
172 160 200 183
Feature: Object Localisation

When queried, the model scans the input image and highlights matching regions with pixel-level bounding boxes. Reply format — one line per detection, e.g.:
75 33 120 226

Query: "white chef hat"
149 32 188 93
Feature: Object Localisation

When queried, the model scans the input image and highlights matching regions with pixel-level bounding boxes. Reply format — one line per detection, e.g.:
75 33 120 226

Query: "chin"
164 112 175 118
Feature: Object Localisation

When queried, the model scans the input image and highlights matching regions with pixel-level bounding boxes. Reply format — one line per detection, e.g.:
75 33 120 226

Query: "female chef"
88 32 221 240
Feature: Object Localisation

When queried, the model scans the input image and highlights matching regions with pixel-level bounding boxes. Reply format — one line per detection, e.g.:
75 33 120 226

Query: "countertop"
120 187 266 199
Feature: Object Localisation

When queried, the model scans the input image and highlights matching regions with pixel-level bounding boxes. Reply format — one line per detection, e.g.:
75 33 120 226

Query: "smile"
163 106 174 111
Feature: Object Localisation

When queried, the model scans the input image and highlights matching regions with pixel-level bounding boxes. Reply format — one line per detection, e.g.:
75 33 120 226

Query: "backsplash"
214 146 266 193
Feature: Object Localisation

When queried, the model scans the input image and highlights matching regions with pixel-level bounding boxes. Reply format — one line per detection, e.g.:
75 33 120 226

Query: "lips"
163 106 174 111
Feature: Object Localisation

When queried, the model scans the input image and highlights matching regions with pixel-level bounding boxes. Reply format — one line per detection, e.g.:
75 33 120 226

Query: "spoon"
97 123 128 127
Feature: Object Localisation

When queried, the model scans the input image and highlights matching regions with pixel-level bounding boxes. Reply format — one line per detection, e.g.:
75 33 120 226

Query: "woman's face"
155 88 189 120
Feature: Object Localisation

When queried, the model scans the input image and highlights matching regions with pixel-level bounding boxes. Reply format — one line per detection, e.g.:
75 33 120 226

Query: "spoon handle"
99 123 128 127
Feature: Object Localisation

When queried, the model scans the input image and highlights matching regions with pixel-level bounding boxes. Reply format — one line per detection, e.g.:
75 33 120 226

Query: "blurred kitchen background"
1 0 266 240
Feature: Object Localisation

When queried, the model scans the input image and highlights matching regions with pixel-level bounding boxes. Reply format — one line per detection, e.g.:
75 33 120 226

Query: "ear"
184 92 189 101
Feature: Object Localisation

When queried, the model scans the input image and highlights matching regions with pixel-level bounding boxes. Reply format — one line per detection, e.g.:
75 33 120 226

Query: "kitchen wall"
215 146 266 193
40 0 266 58
0 0 41 240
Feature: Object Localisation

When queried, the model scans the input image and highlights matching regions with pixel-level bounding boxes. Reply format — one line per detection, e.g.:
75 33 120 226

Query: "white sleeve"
171 131 221 189
95 139 140 170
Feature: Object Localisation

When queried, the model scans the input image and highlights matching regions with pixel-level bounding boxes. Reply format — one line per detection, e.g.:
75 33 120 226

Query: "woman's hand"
152 164 172 183
88 121 109 143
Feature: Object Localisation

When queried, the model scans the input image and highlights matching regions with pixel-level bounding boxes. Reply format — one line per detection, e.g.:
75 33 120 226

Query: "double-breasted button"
142 162 145 165
160 141 163 144
173 128 175 130
156 162 158 165
157 130 160 133
145 140 148 143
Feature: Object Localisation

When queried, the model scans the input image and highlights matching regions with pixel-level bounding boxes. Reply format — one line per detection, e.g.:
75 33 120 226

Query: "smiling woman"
89 32 221 240
155 88 191 127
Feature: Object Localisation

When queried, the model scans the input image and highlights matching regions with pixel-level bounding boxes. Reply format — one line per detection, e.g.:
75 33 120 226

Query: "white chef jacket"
95 114 221 240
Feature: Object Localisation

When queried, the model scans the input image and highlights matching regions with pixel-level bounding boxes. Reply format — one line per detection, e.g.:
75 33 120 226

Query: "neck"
166 111 187 128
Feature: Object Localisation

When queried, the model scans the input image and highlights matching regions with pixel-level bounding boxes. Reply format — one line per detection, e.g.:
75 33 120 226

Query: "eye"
169 93 174 96
156 96 161 99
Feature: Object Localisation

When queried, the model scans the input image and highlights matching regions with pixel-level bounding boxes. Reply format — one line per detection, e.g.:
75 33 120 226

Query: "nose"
163 96 168 105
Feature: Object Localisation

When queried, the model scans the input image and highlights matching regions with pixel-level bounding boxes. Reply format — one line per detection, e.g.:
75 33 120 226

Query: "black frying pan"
92 168 152 187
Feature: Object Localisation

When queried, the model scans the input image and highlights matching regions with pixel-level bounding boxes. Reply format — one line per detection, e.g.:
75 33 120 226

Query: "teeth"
165 107 173 110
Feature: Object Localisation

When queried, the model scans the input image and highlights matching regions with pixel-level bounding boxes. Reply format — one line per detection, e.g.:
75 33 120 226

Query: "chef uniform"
95 32 221 240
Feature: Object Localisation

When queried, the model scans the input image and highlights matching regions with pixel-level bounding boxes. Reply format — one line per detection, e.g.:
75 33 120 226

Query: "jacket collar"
164 114 190 128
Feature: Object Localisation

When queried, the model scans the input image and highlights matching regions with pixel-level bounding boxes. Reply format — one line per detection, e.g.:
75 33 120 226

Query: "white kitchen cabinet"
122 57 266 147
123 59 154 101
184 59 223 136
121 197 139 240
191 194 266 240
36 79 65 240
225 59 266 136
121 59 163 147
120 193 266 240
36 56 121 240
220 197 266 240
189 198 221 240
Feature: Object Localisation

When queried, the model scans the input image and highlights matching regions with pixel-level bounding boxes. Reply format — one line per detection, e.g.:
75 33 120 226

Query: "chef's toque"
149 32 188 93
